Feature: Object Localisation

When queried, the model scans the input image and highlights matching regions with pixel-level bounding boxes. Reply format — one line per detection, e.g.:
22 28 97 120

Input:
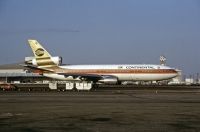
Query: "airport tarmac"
0 90 200 132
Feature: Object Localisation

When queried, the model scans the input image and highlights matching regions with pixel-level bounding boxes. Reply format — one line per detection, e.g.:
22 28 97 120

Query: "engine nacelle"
25 56 62 66
98 76 118 84
50 56 62 66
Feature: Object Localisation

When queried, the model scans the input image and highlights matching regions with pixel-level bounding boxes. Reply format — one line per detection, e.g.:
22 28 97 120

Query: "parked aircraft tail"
27 40 62 67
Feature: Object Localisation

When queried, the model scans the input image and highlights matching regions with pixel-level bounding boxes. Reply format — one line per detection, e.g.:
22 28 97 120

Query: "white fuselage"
26 40 178 83
44 64 178 81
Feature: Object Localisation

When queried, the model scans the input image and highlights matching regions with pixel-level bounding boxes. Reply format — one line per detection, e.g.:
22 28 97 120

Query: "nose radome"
173 69 178 77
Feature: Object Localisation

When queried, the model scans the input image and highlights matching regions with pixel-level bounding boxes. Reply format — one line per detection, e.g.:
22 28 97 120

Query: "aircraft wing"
57 73 103 81
57 72 118 84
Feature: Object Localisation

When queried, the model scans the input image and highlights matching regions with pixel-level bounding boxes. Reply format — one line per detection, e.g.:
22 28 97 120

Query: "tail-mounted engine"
25 56 62 66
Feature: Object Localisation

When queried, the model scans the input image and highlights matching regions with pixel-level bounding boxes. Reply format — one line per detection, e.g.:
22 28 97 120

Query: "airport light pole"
197 73 199 84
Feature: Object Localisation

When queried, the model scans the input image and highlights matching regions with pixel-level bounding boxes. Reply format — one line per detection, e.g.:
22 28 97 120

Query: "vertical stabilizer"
28 40 52 59
28 40 57 67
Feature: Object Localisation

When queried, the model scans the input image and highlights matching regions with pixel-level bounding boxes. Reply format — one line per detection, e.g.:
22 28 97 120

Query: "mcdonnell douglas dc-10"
24 40 178 84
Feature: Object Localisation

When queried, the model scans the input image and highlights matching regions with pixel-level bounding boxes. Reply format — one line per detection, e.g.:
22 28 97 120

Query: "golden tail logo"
28 40 52 59
28 40 57 67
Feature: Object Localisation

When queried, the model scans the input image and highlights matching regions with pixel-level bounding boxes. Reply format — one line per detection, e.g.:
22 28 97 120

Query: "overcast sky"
0 0 199 75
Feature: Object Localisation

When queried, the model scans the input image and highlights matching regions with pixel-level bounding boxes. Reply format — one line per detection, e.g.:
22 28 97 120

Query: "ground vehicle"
0 83 16 91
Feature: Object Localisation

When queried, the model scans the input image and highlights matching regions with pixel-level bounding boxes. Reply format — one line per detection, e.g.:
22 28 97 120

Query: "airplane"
24 40 178 84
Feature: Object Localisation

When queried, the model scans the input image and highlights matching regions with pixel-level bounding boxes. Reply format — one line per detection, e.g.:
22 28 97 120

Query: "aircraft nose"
173 69 178 77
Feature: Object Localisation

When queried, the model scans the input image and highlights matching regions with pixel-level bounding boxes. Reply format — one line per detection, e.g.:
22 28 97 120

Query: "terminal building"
0 63 49 84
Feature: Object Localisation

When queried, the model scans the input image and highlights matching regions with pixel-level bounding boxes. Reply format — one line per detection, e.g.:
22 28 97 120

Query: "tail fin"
28 40 57 67
28 40 52 59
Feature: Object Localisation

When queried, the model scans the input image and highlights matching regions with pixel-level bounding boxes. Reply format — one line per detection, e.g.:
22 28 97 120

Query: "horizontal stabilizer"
21 64 54 73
